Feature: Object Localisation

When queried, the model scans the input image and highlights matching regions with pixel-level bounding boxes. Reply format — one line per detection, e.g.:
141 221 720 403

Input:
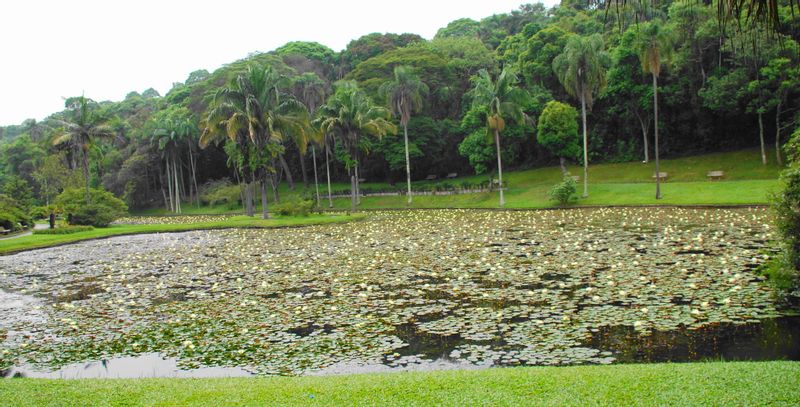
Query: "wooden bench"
571 175 580 182
707 170 725 180
358 178 366 183
652 172 668 181
0 229 11 236
446 173 458 179
425 174 438 181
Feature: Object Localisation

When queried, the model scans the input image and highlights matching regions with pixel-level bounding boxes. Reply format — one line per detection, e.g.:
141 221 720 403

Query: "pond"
0 208 797 377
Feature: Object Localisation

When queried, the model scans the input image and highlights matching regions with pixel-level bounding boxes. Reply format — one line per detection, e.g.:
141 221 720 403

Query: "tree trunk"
260 175 269 219
271 175 280 203
493 129 505 207
775 100 783 166
403 124 413 205
636 112 649 163
173 158 181 214
279 154 295 190
165 160 174 212
188 147 199 206
81 147 92 204
758 111 767 165
326 141 333 208
350 174 357 212
298 150 309 188
354 162 361 205
312 146 321 208
653 74 662 200
559 157 568 176
580 94 589 198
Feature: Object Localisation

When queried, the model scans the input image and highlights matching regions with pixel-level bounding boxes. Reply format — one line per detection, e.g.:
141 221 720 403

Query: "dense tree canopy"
1 1 798 213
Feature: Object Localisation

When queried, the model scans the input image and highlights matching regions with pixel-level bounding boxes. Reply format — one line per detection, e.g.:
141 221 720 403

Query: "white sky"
0 0 559 126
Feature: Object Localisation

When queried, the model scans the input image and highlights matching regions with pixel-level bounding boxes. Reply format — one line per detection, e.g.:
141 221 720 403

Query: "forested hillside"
1 1 798 212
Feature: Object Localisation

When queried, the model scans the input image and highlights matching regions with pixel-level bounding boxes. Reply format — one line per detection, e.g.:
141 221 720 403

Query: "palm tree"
151 106 197 213
379 66 429 205
467 68 529 207
634 20 673 200
201 65 309 218
52 96 114 204
552 34 610 198
317 81 396 211
292 73 329 190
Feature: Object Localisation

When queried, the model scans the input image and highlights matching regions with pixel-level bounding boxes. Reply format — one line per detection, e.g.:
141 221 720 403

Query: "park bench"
707 170 725 180
652 172 668 181
425 174 438 181
446 173 458 179
1 229 10 236
358 178 366 183
571 175 580 182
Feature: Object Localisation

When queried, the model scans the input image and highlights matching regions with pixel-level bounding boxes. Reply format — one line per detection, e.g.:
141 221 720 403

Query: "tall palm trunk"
81 147 92 204
580 94 589 198
172 157 181 214
494 129 505 207
312 146 321 208
758 111 767 165
653 73 662 200
325 141 333 208
260 174 269 219
298 150 309 188
279 154 295 190
636 112 649 163
403 124 412 204
775 100 783 166
188 147 200 206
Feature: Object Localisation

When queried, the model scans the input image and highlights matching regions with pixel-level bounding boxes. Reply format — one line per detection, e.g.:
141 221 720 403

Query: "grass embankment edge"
0 361 797 406
0 214 364 255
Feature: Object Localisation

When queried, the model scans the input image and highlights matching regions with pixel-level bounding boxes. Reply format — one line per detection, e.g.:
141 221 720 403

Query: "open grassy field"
0 214 361 255
1 361 797 406
135 149 784 214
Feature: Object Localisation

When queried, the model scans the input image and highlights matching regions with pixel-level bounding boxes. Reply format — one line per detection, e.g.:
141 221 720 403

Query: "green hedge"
33 225 94 235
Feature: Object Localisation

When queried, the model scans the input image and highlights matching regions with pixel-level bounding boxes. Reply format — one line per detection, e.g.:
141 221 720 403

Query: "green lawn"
135 149 784 214
1 361 797 406
0 214 361 255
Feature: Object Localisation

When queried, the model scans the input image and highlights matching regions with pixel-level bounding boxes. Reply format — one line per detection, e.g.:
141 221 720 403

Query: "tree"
379 66 429 204
317 81 396 211
201 65 309 219
52 96 114 204
756 58 800 165
537 101 580 175
634 19 674 200
292 72 329 188
466 68 529 207
149 106 198 213
552 34 609 198
2 176 33 212
32 154 70 206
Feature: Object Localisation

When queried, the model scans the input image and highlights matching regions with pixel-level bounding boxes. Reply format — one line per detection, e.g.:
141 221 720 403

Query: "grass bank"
1 361 797 406
136 149 784 214
0 214 361 255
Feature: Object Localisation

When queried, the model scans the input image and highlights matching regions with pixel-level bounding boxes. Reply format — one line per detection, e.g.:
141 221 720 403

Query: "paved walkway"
0 224 49 241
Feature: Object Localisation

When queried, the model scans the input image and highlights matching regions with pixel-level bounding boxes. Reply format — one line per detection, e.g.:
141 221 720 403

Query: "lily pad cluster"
0 208 786 375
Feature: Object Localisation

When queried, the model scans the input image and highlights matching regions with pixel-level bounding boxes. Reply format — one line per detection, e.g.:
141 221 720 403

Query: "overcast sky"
0 0 559 126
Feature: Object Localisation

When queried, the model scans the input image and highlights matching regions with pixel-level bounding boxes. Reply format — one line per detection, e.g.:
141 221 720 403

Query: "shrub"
773 127 800 295
200 179 241 208
33 225 94 235
549 176 578 206
0 194 32 231
55 188 128 227
272 199 314 217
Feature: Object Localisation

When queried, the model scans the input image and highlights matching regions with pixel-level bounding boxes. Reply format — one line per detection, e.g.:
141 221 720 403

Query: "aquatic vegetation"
0 208 789 376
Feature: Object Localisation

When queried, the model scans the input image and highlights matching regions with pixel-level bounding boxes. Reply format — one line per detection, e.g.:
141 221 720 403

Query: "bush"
773 127 800 295
33 225 94 235
272 199 314 217
0 194 32 231
200 179 241 208
55 188 128 227
549 176 578 206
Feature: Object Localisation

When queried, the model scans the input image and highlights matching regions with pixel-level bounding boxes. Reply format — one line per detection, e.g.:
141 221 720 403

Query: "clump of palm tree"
52 96 114 204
